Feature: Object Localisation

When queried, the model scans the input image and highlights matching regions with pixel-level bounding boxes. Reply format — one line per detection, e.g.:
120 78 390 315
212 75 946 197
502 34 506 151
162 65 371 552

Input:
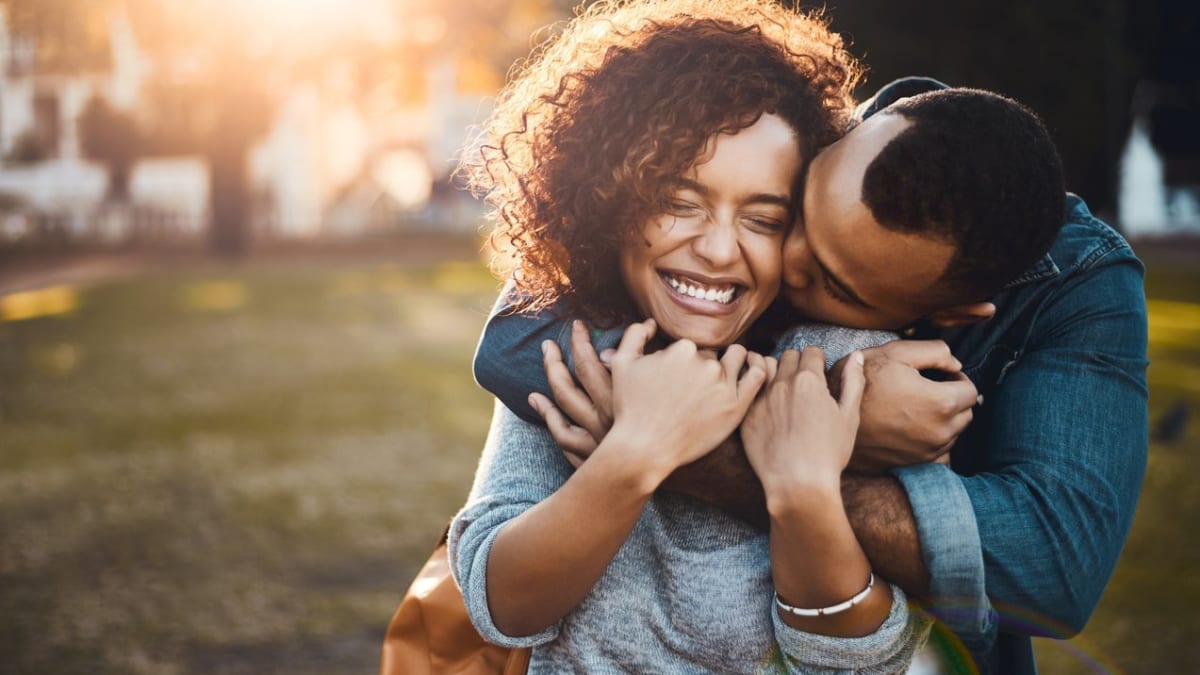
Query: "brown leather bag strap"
380 535 530 675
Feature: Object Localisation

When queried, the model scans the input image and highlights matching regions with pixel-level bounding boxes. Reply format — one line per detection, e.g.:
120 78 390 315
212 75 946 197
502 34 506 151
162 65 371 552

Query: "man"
473 80 1148 674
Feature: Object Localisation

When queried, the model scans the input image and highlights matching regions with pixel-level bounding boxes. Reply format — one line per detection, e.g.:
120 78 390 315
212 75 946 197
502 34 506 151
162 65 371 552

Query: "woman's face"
620 113 801 348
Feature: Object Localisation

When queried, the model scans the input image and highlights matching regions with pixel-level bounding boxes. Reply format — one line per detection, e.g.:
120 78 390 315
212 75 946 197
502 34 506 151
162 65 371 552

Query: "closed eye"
743 216 786 234
820 272 869 308
667 200 703 217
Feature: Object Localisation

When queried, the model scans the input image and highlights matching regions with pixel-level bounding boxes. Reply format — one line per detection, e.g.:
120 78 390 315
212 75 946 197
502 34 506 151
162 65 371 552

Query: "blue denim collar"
1003 253 1060 290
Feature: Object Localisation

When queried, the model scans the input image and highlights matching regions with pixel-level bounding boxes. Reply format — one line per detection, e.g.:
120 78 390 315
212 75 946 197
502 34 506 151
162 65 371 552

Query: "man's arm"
889 252 1148 652
528 319 955 599
472 282 577 425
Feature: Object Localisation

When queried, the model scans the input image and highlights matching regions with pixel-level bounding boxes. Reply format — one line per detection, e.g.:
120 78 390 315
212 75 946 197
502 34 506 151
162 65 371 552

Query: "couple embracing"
442 1 1147 673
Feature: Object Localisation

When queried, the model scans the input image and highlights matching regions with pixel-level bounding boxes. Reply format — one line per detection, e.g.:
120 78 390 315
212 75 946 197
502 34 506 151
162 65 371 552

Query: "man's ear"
928 302 996 329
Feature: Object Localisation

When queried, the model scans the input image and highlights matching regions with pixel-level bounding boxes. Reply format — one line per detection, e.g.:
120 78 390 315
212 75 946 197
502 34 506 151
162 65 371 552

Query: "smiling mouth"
660 272 740 305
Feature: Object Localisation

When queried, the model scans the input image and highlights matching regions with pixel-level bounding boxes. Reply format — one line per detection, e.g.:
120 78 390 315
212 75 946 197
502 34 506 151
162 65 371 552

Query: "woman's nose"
692 219 739 268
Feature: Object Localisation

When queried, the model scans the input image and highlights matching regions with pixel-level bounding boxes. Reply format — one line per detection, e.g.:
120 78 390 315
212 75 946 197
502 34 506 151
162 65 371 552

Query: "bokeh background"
0 1 1197 673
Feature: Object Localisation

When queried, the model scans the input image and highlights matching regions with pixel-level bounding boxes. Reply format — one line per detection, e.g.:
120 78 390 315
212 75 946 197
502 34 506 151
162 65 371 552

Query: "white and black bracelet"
774 573 875 617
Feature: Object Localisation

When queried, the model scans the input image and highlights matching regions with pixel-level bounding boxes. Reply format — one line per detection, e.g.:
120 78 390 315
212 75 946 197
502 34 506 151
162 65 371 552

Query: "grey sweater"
450 324 930 674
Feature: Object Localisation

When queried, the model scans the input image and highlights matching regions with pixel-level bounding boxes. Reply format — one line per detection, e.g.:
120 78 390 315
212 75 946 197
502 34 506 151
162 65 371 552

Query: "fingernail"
541 340 550 355
528 393 542 412
854 351 864 365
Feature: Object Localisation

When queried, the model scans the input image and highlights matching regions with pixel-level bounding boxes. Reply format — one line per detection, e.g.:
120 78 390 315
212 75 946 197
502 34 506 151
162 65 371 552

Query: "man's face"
782 113 956 330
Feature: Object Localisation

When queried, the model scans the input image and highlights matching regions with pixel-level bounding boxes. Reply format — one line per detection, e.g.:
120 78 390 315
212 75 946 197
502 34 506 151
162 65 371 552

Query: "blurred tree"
2 0 116 74
781 0 1199 217
786 0 1134 215
120 0 275 257
3 130 50 164
78 95 141 202
204 65 272 258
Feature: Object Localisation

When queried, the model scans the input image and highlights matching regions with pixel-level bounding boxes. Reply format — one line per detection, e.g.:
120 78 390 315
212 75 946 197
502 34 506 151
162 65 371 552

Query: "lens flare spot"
0 285 79 322
29 342 82 377
181 281 248 312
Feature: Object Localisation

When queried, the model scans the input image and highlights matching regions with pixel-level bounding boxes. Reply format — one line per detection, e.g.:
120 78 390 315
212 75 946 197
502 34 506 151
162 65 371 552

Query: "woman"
450 1 929 671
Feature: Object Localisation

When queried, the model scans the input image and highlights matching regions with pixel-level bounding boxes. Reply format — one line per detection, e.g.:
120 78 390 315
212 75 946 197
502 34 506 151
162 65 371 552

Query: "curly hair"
462 0 861 326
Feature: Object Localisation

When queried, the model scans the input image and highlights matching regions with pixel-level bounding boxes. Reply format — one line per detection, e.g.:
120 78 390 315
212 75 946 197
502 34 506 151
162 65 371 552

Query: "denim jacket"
472 79 1148 675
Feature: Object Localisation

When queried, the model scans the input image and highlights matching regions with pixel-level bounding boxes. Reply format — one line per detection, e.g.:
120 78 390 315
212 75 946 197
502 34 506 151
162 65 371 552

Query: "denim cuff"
892 463 996 649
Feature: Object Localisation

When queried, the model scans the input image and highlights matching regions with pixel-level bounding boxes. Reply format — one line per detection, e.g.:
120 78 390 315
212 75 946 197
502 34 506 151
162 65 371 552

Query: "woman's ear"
927 302 996 329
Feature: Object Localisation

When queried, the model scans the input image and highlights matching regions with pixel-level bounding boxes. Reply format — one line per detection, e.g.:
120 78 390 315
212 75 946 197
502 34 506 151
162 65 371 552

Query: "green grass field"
1 246 1197 674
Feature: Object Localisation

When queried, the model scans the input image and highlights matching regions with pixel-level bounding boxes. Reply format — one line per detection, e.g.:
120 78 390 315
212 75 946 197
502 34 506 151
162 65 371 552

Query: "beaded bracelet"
774 573 875 617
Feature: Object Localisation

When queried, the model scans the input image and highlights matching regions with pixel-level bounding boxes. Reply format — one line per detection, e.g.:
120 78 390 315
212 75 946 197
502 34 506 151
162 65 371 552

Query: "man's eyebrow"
812 254 873 309
674 178 791 208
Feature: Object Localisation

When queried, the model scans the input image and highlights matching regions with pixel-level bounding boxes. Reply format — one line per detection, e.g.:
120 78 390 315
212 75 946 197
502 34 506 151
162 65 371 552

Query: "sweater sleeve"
773 584 932 673
447 400 575 648
771 323 929 672
774 323 898 367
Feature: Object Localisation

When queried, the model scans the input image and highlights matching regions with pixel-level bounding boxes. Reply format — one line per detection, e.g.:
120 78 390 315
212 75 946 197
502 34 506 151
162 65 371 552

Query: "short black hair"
861 88 1065 303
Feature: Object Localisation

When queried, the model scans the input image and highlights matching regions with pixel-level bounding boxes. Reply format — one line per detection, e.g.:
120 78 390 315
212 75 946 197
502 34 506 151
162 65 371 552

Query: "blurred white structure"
1119 117 1169 238
0 5 152 242
129 158 210 233
1118 83 1200 238
249 54 490 238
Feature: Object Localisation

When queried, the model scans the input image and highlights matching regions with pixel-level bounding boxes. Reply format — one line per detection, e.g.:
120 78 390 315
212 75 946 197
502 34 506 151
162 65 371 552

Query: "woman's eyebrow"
673 178 708 195
745 192 793 208
675 178 790 208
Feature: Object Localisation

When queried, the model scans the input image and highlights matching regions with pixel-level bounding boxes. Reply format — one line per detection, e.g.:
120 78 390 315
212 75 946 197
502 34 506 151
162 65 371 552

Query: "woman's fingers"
776 348 801 380
543 339 604 437
838 351 866 414
720 343 748 381
736 350 768 401
612 318 656 365
798 346 827 378
529 392 598 463
570 321 615 431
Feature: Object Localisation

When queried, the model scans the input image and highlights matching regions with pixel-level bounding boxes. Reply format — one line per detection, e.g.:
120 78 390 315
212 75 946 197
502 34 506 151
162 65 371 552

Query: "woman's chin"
654 315 745 349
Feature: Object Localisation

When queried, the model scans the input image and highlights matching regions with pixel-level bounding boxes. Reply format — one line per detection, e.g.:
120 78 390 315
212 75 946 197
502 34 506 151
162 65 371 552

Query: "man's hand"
829 340 978 474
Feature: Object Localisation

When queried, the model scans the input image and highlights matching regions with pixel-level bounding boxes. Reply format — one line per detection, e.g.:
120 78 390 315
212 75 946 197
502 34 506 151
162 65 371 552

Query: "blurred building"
0 6 132 241
249 55 490 240
0 4 494 248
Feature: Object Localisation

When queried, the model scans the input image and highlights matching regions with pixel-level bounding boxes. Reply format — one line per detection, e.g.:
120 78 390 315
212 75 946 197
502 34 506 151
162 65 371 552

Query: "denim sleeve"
472 281 625 425
894 254 1148 651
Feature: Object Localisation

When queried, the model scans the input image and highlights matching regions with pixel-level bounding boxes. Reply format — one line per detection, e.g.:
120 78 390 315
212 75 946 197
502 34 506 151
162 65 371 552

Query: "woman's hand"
601 319 769 484
528 320 614 466
742 346 865 496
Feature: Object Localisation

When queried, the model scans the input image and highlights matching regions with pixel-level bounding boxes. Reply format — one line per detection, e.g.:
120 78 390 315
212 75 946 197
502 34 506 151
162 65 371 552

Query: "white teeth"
664 274 737 305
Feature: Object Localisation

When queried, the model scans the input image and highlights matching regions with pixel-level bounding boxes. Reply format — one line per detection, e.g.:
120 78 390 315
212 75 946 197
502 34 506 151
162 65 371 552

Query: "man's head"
782 87 1065 330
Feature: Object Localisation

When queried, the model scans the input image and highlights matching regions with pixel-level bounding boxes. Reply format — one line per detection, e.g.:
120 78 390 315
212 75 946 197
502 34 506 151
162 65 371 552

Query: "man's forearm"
661 439 932 600
659 436 769 529
841 473 930 599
